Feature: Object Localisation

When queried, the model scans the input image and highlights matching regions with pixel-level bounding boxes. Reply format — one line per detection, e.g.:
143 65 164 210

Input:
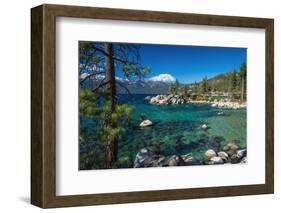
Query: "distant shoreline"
147 94 246 109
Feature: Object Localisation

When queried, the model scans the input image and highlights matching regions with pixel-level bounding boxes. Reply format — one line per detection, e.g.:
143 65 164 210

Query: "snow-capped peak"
80 73 89 79
147 74 176 83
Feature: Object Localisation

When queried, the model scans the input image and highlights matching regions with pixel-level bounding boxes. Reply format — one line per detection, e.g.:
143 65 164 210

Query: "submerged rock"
217 111 224 116
144 96 151 101
140 119 153 127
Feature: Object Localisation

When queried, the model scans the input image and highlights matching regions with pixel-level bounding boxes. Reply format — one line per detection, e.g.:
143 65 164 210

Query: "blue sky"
117 44 246 84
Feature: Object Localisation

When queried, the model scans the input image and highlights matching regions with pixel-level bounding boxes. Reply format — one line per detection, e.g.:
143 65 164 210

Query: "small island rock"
140 120 153 127
201 124 208 130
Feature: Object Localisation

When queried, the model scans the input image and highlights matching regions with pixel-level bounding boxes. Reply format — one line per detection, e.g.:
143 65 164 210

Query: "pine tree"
201 77 210 94
182 85 190 99
79 41 150 167
240 62 247 102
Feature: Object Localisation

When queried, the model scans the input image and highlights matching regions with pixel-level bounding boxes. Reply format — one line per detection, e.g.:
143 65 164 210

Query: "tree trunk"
104 43 118 168
240 76 245 102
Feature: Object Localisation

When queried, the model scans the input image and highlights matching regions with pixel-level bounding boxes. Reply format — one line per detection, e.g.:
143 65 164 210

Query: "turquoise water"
117 94 246 161
80 94 246 168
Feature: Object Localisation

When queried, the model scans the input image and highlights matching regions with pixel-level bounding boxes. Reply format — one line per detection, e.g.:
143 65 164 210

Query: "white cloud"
147 74 176 83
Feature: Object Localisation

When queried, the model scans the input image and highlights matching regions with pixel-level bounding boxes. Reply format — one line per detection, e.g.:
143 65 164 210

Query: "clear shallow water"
80 94 246 164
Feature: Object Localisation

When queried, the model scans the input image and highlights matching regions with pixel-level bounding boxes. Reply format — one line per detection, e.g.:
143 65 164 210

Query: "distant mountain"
80 72 234 94
80 73 177 94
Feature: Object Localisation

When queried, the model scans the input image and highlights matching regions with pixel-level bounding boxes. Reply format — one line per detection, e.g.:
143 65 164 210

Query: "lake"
80 94 247 168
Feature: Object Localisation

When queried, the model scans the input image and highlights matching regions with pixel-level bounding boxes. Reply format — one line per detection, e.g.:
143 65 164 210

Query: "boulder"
160 155 181 167
240 157 247 164
181 154 194 164
140 119 153 127
142 156 160 167
210 156 224 164
171 98 177 104
201 124 208 130
204 149 217 161
230 154 240 164
211 103 218 107
134 148 150 168
217 151 228 162
157 156 166 164
237 149 247 158
223 142 239 156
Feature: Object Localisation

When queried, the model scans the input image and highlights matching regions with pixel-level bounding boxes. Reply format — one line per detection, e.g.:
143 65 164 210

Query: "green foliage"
79 89 98 117
141 66 151 76
168 84 176 95
201 77 211 94
79 41 102 72
193 81 199 94
122 63 151 80
187 63 247 101
181 85 190 98
239 62 247 102
228 70 239 92
168 79 180 95
240 62 247 78
98 102 135 143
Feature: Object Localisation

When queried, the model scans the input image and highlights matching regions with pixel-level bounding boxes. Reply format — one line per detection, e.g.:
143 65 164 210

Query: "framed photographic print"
31 4 274 208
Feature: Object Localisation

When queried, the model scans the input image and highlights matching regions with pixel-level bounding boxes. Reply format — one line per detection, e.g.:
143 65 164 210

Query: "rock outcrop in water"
149 94 185 105
211 102 246 109
139 119 153 127
134 142 247 168
147 94 246 109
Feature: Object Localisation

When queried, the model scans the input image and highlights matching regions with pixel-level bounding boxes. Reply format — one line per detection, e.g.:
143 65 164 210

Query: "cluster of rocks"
146 95 246 109
148 95 185 105
133 142 247 168
134 148 200 168
204 142 247 165
211 102 246 110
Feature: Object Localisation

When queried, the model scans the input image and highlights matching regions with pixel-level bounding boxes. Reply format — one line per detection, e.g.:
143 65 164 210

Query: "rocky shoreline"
134 142 247 168
145 94 246 109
